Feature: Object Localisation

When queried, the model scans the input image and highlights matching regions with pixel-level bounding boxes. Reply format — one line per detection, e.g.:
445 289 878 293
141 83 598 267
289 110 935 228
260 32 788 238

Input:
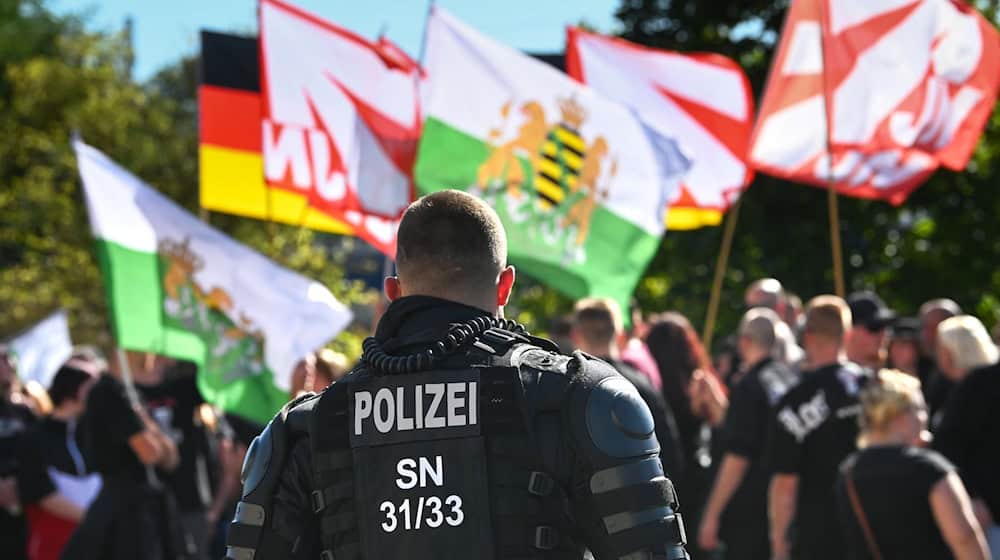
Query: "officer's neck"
401 290 500 316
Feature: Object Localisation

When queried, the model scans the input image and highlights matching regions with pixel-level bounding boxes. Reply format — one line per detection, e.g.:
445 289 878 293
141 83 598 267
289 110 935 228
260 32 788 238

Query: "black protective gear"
227 297 688 559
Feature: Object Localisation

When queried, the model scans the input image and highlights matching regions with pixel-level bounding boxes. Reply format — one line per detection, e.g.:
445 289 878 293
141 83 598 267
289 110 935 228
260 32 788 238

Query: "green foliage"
0 1 373 362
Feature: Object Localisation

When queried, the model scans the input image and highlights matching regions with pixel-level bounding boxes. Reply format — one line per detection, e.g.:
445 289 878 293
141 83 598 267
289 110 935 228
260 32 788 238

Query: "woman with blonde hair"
934 315 1000 556
936 315 998 384
836 369 989 560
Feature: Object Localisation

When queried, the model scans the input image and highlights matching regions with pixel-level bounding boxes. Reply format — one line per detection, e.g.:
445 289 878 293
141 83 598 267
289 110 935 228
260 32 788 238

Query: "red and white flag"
259 0 422 254
567 28 754 229
750 0 1000 205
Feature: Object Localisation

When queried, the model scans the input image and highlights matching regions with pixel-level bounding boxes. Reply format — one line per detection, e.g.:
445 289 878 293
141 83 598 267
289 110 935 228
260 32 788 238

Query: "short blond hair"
860 369 924 437
804 295 851 341
937 315 998 373
572 297 623 347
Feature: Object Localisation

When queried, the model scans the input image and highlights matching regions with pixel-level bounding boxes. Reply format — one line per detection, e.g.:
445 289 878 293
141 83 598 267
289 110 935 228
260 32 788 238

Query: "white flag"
8 310 73 388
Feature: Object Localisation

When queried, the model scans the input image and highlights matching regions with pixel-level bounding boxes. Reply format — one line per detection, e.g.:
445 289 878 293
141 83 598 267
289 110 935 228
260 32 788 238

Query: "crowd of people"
559 280 999 559
2 275 999 559
0 345 348 560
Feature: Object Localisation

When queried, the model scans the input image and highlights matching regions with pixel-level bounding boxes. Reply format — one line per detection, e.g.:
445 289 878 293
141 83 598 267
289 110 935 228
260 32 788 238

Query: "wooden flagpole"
817 0 846 297
701 198 742 351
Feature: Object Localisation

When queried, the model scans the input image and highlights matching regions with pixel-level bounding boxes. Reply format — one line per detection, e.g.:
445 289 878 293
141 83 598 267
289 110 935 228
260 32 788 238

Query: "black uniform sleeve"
15 429 56 504
564 354 688 560
764 391 806 475
226 394 321 560
722 378 766 459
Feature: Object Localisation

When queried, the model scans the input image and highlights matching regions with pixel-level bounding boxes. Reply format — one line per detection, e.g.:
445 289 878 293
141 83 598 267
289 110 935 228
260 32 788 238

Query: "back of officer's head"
571 297 624 355
394 190 508 306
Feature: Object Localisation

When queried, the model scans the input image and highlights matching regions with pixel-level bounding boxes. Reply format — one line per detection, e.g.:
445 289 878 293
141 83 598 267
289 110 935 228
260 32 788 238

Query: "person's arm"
0 477 16 509
930 472 989 560
698 453 750 551
769 473 799 560
38 492 84 522
206 438 246 525
129 407 179 470
128 425 165 466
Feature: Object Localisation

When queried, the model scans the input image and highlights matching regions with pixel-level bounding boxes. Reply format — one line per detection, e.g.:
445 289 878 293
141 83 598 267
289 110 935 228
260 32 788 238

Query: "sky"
50 0 621 81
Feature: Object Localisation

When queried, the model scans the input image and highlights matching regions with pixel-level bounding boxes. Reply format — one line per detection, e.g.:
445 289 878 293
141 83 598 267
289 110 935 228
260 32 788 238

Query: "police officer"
226 190 689 560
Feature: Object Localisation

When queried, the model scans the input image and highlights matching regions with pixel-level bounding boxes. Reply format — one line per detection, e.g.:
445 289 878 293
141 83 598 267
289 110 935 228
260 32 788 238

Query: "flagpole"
817 0 846 298
701 197 742 350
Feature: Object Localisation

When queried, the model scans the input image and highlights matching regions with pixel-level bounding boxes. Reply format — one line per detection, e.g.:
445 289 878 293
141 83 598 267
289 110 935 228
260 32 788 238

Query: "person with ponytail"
836 369 989 560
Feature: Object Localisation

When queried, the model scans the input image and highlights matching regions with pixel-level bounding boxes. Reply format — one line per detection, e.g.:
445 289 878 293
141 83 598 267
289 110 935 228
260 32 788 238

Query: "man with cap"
846 291 896 370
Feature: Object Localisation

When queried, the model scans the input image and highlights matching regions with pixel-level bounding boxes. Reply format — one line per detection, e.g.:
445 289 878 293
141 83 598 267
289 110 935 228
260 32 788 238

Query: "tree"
614 0 1000 346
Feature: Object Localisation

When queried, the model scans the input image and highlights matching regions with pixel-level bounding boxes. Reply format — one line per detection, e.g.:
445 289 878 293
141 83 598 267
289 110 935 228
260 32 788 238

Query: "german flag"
198 31 352 235
534 122 584 209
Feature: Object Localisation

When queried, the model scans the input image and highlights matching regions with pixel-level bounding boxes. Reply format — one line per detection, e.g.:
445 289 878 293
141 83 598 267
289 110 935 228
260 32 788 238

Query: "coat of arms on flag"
474 95 617 264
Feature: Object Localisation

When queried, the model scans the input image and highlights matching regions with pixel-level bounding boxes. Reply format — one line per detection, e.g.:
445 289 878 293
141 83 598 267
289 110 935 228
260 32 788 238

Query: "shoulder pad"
570 352 659 460
240 392 318 498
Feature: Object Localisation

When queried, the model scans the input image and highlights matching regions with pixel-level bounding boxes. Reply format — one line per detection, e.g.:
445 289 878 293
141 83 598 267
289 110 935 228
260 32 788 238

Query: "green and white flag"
416 8 691 303
75 140 352 425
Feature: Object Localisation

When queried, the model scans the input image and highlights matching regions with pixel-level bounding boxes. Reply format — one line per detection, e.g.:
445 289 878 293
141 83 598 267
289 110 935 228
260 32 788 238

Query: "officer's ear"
384 276 402 302
497 266 515 307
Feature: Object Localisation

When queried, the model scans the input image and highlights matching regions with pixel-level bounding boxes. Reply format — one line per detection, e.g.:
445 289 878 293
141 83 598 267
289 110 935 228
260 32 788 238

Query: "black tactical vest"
307 327 582 560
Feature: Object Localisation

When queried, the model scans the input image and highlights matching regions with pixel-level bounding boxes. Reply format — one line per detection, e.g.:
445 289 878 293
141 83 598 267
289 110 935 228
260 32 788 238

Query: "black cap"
848 291 896 330
891 317 920 339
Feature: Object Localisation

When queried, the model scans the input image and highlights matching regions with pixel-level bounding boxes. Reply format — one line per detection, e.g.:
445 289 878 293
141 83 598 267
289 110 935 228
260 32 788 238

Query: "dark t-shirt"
0 399 40 560
137 373 216 512
721 358 798 528
78 375 146 481
24 417 89 476
837 446 953 560
933 362 1000 518
765 362 868 560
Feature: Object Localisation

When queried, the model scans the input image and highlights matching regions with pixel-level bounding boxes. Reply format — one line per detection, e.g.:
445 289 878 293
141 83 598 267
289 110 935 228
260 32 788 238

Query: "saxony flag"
75 140 352 424
416 9 690 305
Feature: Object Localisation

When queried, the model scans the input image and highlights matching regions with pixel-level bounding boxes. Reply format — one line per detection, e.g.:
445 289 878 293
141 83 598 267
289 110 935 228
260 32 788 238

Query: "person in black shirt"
21 361 102 560
569 297 685 479
698 308 798 560
766 295 869 560
0 348 86 560
1 346 38 560
135 357 231 559
62 355 181 560
837 369 988 559
934 318 1000 530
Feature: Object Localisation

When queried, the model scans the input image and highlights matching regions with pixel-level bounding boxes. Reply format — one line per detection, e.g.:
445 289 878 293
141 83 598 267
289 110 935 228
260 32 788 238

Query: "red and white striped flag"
750 0 1000 205
567 28 754 229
